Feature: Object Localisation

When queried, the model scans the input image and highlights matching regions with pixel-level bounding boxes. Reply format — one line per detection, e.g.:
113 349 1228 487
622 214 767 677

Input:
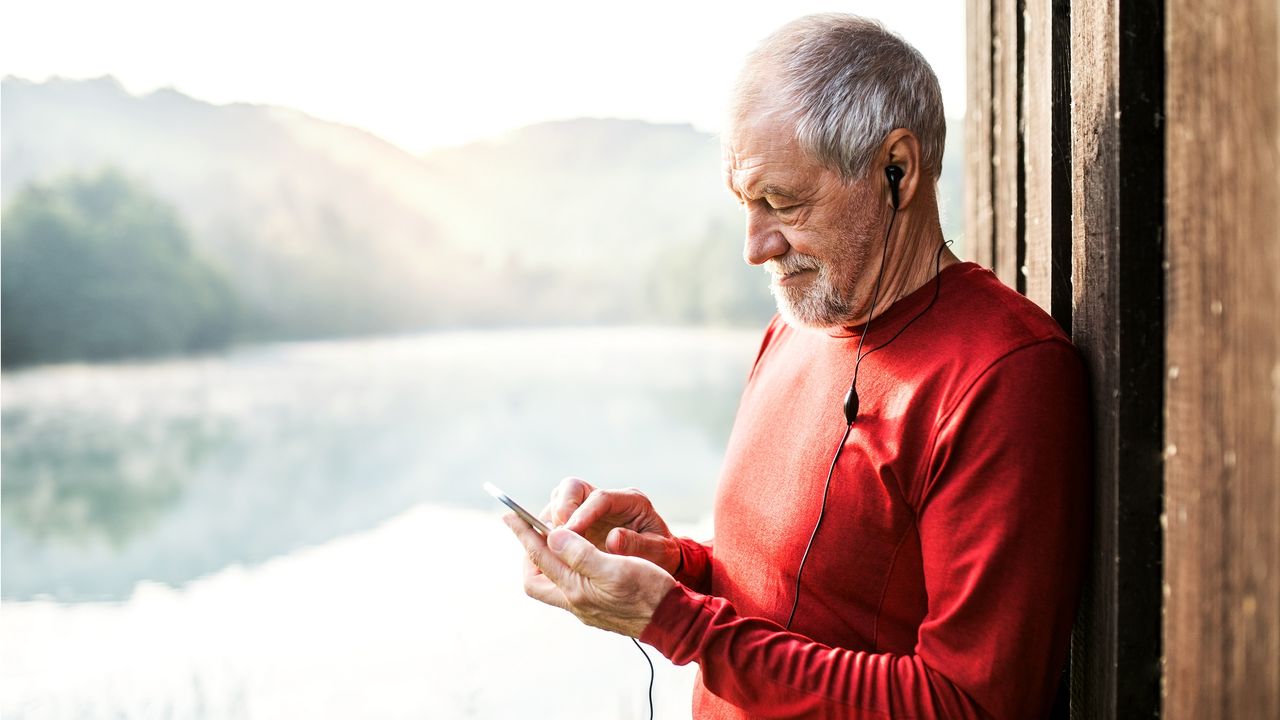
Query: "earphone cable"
859 238 950 362
785 235 950 632
632 637 655 720
786 202 898 631
849 206 899 395
785 420 854 630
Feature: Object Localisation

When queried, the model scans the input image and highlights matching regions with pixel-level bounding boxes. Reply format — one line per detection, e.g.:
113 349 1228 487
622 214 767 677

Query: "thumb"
548 528 607 577
607 527 664 562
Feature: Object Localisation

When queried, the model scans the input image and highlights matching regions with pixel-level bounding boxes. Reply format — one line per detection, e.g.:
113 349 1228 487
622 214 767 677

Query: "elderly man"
504 14 1089 719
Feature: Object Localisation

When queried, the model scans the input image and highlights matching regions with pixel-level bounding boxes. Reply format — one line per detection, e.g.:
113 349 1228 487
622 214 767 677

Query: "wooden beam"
1022 0 1053 311
1164 0 1280 716
1067 0 1165 717
1022 7 1077 717
1022 0 1073 331
1049 0 1073 336
992 0 1023 289
966 0 995 267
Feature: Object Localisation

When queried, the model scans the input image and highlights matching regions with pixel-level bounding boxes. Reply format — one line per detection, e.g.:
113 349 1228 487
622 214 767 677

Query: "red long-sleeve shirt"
640 262 1091 719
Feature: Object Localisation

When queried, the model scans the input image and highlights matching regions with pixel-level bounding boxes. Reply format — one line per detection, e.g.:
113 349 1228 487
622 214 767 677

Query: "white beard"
769 262 856 328
766 238 878 329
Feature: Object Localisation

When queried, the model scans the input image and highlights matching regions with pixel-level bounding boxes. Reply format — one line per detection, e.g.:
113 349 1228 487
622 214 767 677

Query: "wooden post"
1022 0 1052 311
1023 7 1078 715
1022 0 1074 330
1067 0 1166 716
1164 0 1280 717
965 0 995 269
992 0 1023 289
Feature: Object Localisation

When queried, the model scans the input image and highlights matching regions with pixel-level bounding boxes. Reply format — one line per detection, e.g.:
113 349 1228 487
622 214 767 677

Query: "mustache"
764 254 822 277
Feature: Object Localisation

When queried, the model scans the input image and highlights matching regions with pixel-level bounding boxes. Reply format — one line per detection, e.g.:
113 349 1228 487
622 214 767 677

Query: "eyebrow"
759 184 797 199
728 178 798 202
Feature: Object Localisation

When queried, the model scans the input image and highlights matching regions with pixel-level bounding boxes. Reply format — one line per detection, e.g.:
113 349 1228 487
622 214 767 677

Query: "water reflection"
2 410 213 547
3 327 758 718
1 327 755 602
2 504 708 719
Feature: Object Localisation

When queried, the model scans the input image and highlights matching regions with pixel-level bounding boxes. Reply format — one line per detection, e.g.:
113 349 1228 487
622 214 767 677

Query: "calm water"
1 327 761 719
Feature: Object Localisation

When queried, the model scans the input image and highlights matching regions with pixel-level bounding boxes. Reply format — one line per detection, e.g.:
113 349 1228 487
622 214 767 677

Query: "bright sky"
1 0 967 154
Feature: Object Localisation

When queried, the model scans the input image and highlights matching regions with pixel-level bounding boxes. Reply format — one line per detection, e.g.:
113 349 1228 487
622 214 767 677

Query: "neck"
848 195 957 329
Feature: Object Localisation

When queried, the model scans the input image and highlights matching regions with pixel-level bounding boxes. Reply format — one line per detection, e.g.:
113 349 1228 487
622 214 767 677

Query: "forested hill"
1 76 964 365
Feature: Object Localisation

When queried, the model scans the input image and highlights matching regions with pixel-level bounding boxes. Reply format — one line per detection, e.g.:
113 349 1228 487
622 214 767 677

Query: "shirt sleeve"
672 537 713 594
640 340 1091 720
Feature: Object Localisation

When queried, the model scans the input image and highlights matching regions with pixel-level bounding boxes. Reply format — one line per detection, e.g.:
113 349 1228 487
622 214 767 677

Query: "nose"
743 206 789 266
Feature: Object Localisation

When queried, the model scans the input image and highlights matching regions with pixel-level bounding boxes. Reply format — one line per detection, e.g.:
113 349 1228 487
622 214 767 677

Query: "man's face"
724 117 883 329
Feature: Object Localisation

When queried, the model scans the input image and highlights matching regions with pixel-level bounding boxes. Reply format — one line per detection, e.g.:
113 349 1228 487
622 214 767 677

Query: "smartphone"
484 482 551 536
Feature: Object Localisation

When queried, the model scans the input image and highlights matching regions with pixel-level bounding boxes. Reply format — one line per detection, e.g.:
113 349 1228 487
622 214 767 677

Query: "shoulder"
936 263 1078 368
942 263 1071 350
916 263 1086 420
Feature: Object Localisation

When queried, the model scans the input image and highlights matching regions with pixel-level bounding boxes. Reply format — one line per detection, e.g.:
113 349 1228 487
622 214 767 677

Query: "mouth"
775 269 816 287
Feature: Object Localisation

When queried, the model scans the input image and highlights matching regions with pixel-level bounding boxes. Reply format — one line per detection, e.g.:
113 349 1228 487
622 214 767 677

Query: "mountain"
2 76 470 338
1 76 965 345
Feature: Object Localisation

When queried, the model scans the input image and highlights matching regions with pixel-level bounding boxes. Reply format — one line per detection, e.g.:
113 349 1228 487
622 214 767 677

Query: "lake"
1 326 762 719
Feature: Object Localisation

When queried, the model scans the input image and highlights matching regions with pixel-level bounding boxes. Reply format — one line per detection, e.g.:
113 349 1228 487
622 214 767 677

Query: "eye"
769 200 801 217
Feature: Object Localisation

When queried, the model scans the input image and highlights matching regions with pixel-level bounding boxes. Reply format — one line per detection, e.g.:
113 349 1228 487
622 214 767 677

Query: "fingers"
504 513 574 598
607 526 655 556
547 528 610 579
504 513 609 584
524 571 569 610
519 545 567 606
505 514 675 638
607 527 680 574
564 487 649 535
549 476 595 526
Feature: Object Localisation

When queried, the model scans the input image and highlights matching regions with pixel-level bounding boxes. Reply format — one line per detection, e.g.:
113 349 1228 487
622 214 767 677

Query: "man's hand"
543 477 682 575
505 514 676 638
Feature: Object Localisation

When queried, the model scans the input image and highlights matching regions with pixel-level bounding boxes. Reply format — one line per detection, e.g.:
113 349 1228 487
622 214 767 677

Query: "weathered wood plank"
992 0 1022 288
1049 0 1072 336
1022 0 1053 312
1067 3 1120 713
1027 0 1074 334
1068 0 1165 717
965 0 995 267
1164 0 1280 717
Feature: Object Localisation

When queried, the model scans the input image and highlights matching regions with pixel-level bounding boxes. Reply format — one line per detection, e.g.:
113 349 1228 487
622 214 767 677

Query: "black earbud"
842 384 859 425
885 164 904 210
839 165 905 426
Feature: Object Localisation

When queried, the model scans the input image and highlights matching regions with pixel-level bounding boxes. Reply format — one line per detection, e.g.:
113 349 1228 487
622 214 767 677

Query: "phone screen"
483 482 551 536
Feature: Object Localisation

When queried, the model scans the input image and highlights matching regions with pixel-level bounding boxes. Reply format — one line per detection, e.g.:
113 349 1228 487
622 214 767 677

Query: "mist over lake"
1 327 760 718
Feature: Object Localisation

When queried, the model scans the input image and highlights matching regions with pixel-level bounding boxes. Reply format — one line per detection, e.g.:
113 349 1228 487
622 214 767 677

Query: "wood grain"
1164 0 1280 717
992 0 1023 288
1023 0 1053 312
966 0 995 268
1068 0 1166 717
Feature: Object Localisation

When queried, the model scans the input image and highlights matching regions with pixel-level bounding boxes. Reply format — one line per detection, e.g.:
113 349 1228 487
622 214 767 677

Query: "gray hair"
731 14 946 180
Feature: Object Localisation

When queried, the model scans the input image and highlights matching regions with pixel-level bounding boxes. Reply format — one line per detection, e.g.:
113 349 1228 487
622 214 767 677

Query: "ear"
881 129 924 210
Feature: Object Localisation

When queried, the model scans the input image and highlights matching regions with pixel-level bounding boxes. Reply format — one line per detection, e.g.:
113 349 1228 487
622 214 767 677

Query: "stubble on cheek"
765 177 885 328
769 228 876 328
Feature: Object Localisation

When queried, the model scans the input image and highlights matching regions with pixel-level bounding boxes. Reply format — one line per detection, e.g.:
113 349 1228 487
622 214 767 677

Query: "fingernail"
548 529 571 552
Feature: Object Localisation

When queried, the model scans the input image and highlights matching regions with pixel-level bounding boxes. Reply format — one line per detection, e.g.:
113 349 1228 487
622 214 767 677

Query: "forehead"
723 118 825 196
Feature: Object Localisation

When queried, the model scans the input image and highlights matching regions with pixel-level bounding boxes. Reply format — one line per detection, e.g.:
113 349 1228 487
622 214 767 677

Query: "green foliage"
1 169 240 367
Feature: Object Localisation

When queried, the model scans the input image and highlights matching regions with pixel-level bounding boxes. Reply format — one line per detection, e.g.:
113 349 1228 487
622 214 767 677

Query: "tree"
1 169 240 367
